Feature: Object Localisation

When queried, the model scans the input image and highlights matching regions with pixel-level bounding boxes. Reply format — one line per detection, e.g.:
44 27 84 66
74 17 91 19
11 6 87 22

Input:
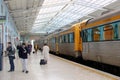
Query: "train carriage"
80 9 120 67
47 24 82 58
47 33 58 53
57 24 82 57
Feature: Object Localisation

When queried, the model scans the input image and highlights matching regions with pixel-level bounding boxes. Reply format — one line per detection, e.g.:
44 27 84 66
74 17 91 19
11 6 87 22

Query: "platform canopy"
4 0 120 35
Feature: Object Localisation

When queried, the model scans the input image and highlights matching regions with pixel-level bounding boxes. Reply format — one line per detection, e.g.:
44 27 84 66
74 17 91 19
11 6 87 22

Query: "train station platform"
0 51 119 80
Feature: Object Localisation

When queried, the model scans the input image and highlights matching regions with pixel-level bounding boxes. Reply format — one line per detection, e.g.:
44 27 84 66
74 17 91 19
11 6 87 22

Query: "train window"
117 22 120 39
50 38 52 43
59 36 62 43
87 29 92 41
65 34 69 43
61 36 64 43
61 35 65 43
49 38 52 43
63 35 65 43
112 23 118 40
53 38 56 43
92 28 100 41
64 35 66 43
81 30 88 42
98 26 104 41
112 21 120 40
61 36 62 43
55 37 57 43
69 33 74 43
68 34 70 43
103 24 113 40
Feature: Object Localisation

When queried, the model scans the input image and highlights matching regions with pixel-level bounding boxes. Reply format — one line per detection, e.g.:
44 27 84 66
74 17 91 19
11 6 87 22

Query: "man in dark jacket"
19 43 29 73
27 43 32 55
17 44 23 58
6 42 15 72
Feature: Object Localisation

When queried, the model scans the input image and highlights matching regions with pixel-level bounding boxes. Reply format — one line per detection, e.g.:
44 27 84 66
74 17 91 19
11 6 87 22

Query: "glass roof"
32 0 117 33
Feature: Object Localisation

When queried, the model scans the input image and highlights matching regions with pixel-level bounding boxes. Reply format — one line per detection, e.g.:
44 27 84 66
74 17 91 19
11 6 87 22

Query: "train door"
82 42 89 60
81 30 89 60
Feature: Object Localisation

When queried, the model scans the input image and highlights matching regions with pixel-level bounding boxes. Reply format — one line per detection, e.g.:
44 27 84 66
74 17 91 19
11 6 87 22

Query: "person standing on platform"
19 43 29 73
17 44 22 58
34 44 38 54
42 43 50 63
27 43 32 55
6 42 15 72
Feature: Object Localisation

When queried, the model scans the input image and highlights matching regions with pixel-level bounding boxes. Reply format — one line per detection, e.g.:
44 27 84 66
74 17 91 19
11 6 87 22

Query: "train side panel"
48 37 56 53
57 28 76 57
58 43 75 57
82 41 120 67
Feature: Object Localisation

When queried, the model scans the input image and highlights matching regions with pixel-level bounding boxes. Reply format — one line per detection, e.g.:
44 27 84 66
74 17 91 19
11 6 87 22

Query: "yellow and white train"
39 9 120 67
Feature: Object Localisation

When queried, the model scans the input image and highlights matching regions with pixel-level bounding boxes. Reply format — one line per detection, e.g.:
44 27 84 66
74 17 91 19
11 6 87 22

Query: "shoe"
25 71 29 73
22 70 24 72
8 70 13 72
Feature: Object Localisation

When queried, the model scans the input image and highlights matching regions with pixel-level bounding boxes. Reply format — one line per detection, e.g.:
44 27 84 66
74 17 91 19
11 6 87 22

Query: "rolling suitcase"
40 59 47 65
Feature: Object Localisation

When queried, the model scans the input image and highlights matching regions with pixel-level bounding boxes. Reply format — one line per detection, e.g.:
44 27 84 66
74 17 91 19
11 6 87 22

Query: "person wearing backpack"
6 42 15 72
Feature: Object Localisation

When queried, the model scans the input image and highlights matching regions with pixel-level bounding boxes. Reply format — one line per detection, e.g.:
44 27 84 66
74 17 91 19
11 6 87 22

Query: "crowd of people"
6 42 49 74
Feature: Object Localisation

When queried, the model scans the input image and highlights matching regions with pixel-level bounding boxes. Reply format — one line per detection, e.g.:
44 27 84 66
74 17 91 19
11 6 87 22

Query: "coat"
7 46 15 56
42 45 50 61
19 46 28 59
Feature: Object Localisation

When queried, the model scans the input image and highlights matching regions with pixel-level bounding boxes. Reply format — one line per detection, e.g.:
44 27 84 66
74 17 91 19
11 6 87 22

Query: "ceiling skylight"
32 0 117 33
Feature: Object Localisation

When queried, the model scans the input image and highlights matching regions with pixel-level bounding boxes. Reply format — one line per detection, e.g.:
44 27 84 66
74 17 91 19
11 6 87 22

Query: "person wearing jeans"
6 42 15 72
8 56 15 71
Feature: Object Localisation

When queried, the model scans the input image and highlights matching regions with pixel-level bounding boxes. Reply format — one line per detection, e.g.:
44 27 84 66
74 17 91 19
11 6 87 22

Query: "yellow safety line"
50 54 119 80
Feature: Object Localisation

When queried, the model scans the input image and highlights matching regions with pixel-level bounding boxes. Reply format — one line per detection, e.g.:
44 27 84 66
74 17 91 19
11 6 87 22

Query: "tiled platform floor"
0 51 119 80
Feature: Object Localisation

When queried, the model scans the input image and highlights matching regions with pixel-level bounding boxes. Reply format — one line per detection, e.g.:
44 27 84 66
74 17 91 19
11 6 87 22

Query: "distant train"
38 9 120 67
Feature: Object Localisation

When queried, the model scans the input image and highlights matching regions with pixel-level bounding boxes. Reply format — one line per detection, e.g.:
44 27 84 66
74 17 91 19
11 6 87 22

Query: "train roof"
87 9 120 25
